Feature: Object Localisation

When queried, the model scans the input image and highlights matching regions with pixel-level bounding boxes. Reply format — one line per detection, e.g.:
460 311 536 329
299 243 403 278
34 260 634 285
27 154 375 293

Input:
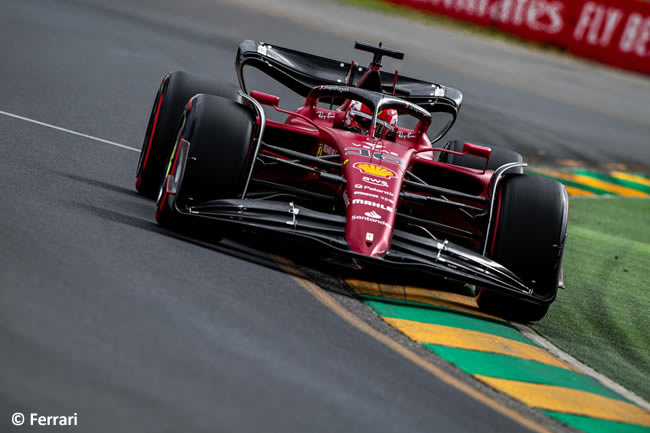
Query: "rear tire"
439 139 524 174
136 71 240 198
155 94 256 231
477 174 568 322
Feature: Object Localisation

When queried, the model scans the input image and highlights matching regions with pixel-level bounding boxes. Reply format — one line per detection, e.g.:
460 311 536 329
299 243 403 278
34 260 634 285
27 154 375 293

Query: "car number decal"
344 147 403 166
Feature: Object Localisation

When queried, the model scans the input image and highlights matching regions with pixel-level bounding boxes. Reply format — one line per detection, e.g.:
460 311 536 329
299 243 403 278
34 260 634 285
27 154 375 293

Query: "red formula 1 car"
135 40 568 321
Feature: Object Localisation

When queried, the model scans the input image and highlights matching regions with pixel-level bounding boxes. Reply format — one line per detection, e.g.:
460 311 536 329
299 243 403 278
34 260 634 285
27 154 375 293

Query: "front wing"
171 197 552 305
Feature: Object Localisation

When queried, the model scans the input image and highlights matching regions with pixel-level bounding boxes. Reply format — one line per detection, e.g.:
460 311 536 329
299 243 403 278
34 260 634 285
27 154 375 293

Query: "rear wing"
235 40 462 117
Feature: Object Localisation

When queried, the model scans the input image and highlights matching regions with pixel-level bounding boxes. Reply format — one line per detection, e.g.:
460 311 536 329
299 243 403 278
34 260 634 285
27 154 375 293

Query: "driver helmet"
344 100 397 137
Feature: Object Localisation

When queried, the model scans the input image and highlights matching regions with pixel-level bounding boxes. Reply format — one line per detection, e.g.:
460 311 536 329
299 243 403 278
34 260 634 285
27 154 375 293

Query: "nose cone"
345 200 395 256
343 163 401 257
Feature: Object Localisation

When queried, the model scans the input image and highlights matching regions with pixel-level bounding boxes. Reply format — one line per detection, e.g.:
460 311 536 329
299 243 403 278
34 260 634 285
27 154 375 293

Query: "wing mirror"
462 142 492 171
462 142 491 159
250 90 280 107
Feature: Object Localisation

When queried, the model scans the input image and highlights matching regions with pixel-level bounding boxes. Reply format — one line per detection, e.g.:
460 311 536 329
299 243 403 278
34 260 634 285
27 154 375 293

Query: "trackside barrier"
384 0 650 76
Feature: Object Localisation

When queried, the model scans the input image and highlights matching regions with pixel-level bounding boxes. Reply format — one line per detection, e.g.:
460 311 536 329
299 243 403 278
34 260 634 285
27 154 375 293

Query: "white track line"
512 322 650 411
0 109 139 152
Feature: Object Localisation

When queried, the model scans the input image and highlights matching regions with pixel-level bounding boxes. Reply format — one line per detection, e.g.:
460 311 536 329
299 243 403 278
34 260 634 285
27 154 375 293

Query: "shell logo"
353 163 396 179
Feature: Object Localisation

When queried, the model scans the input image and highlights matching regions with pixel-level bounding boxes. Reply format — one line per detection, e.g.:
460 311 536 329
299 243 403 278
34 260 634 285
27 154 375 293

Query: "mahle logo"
352 199 394 213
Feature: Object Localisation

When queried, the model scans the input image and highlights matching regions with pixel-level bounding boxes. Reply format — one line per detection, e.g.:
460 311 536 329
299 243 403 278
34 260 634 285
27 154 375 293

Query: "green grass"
532 197 650 402
335 0 569 56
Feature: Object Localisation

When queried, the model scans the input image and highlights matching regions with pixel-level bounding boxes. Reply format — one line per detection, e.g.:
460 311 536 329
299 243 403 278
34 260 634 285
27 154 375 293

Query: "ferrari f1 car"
135 40 568 321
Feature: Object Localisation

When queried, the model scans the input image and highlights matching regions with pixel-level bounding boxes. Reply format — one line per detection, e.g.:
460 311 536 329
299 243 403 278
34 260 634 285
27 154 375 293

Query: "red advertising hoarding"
384 0 650 76
569 0 650 75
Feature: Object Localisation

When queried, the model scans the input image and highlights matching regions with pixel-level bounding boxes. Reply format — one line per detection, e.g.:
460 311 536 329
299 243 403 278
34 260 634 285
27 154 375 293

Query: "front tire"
155 94 256 230
477 174 568 322
136 71 240 198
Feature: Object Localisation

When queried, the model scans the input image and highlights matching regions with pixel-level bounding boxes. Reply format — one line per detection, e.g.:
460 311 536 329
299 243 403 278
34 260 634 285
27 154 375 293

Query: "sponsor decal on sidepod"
316 143 337 157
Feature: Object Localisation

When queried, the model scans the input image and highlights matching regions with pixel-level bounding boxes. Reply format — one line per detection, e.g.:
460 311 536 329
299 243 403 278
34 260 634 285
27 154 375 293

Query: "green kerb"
543 411 650 433
528 170 612 195
425 345 628 402
573 170 650 194
363 297 532 345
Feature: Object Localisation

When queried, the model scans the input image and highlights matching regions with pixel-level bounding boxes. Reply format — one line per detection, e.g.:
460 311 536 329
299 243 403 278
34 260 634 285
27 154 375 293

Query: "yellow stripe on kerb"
476 376 650 427
345 279 503 321
563 185 593 196
536 169 648 197
571 173 648 196
554 159 584 167
383 318 574 371
403 286 504 321
610 171 650 187
346 279 406 300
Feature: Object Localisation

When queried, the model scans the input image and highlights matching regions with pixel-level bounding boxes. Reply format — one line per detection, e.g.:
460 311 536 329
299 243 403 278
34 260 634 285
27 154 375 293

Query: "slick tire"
477 174 568 322
136 71 241 198
439 139 524 174
175 94 256 204
155 94 255 232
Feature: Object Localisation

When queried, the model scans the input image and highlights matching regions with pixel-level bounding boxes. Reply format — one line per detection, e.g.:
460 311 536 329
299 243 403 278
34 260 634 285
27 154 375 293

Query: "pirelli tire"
439 139 524 174
155 94 256 231
136 71 241 198
477 174 569 322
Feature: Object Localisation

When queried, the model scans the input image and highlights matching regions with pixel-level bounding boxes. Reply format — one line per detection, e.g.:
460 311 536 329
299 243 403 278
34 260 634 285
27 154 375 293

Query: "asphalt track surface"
0 0 648 432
